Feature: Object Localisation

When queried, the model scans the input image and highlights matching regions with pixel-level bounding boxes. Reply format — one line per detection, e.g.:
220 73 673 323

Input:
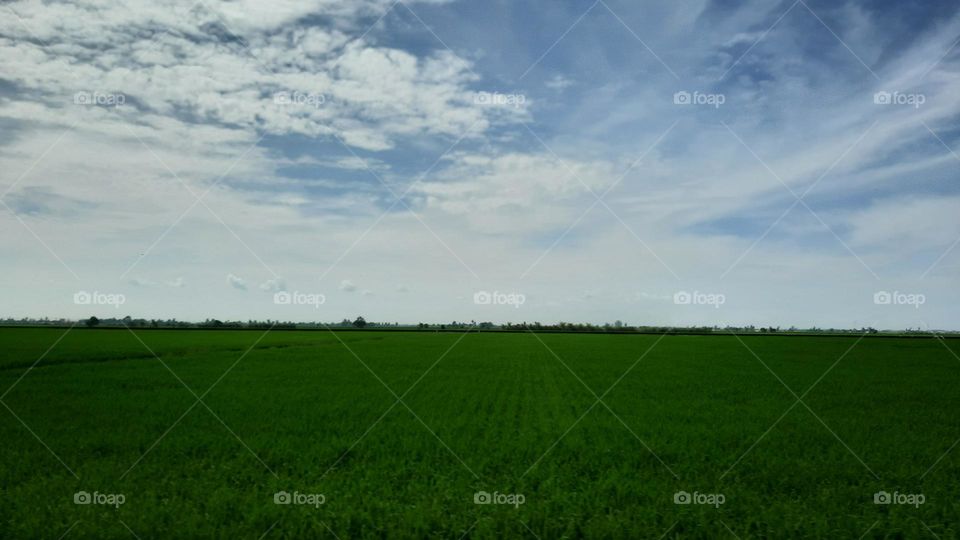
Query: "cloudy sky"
1 0 958 329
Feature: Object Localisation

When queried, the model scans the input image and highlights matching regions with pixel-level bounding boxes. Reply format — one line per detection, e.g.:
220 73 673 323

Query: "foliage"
0 329 957 538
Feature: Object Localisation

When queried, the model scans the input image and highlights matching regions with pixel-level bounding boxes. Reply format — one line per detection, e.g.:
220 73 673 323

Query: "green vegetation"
1 328 958 538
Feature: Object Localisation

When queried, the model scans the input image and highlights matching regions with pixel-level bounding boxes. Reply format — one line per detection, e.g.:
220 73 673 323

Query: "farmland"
1 328 958 538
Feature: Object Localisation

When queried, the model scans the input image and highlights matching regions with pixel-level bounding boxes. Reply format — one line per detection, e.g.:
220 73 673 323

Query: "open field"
1 328 958 539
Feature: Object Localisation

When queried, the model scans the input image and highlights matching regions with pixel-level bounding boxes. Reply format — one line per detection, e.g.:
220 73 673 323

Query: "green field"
1 328 958 539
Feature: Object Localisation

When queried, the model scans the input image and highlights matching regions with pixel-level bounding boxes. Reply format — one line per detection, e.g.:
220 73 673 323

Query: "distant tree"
353 316 367 328
86 316 100 327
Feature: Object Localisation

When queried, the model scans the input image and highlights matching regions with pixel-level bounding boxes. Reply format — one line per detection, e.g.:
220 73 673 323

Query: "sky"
0 0 958 329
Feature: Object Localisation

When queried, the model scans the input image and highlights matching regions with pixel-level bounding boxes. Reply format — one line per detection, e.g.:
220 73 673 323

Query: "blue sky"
1 0 958 329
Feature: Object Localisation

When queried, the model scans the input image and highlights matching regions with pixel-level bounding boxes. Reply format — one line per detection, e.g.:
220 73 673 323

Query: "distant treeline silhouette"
1 316 955 336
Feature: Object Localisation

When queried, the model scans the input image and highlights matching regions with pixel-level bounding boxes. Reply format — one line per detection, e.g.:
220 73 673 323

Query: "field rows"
1 329 958 538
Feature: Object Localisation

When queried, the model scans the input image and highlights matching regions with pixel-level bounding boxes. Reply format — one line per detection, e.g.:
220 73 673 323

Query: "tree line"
3 317 937 336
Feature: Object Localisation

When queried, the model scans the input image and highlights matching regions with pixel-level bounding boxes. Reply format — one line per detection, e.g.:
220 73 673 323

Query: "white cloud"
0 0 499 154
227 274 247 290
848 196 960 252
545 75 574 91
259 278 287 292
415 152 618 233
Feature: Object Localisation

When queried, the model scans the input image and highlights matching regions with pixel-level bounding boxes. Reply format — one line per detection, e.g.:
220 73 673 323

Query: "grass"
1 328 958 538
